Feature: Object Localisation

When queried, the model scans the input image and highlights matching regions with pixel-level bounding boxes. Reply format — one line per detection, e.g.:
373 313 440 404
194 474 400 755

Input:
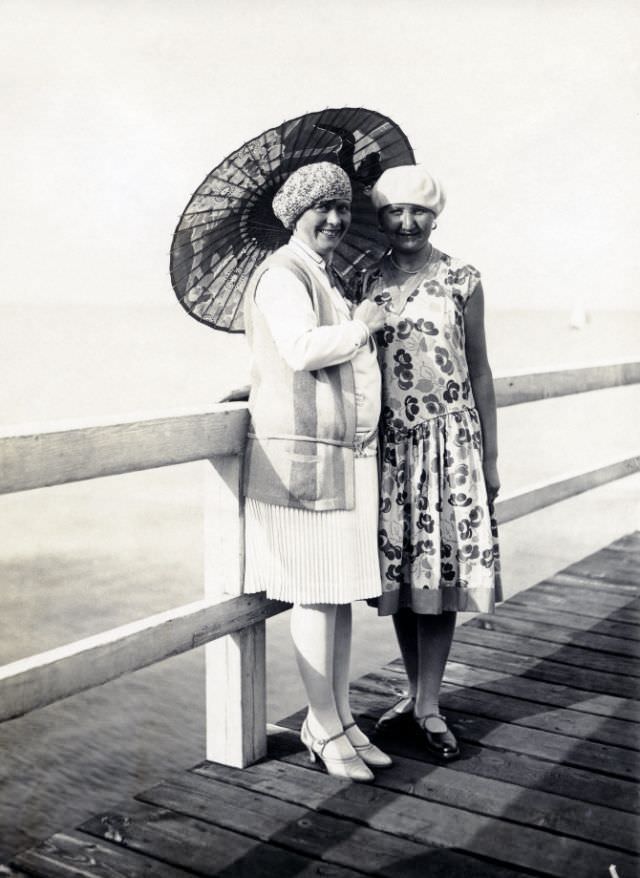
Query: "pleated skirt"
244 454 382 604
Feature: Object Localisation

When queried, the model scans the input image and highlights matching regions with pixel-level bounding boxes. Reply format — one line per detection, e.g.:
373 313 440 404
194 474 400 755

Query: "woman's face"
379 203 436 255
294 198 352 258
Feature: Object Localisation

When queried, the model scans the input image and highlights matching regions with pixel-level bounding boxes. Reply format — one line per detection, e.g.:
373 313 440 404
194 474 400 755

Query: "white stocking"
290 603 341 737
333 603 353 724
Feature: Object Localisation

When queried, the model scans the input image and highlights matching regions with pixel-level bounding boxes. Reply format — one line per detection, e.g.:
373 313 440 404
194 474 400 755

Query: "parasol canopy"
170 107 415 332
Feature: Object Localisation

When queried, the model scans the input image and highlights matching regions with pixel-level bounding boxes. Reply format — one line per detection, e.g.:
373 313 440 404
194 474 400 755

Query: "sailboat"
569 301 590 329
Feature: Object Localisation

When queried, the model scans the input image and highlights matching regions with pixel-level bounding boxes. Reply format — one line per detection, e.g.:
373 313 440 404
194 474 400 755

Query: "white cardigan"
255 236 381 435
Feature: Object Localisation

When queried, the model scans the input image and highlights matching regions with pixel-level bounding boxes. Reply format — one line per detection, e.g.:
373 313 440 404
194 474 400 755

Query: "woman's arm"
464 281 500 503
256 267 379 371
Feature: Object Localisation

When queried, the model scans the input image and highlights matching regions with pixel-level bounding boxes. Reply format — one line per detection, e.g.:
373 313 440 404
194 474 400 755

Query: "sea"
0 304 639 860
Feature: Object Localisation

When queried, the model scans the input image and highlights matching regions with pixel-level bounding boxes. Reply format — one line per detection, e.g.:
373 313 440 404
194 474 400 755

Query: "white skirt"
244 454 382 604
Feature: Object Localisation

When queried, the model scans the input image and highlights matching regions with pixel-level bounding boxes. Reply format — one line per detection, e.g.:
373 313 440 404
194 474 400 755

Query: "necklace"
390 246 433 275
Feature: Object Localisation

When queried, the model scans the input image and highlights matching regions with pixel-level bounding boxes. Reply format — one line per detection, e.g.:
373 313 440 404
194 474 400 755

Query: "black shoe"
374 694 415 732
415 713 460 761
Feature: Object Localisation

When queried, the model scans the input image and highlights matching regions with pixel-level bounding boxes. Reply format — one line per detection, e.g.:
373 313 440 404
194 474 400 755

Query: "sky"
1 0 639 311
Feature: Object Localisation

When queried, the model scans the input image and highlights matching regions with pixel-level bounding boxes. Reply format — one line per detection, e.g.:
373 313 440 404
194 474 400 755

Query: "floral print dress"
363 248 502 616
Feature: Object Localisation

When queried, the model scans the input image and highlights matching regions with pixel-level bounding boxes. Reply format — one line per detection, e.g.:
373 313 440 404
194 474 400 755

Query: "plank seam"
191 760 639 858
452 635 640 678
270 718 640 792
505 600 640 629
495 607 640 642
461 623 640 660
132 779 517 878
353 674 640 728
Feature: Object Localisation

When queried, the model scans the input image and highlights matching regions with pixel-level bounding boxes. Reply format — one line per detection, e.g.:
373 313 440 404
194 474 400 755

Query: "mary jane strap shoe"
300 719 374 782
415 713 460 761
343 722 393 768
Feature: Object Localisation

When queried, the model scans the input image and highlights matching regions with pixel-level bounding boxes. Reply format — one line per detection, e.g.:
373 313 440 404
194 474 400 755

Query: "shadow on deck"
10 533 640 878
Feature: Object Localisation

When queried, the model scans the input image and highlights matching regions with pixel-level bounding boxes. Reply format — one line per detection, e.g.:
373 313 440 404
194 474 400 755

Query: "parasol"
170 107 415 332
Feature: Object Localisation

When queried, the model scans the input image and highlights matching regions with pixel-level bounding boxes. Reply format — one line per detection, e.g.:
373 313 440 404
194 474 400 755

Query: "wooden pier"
1 361 639 876
9 532 639 878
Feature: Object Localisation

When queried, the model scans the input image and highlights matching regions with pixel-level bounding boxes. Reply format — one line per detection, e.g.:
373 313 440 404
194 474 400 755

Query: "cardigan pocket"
289 450 320 503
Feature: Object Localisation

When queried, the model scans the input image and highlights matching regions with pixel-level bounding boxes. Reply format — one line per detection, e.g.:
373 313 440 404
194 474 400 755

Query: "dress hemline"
374 584 502 616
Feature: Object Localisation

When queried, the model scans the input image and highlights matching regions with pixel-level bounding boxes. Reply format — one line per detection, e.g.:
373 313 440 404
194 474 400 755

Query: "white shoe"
300 719 374 782
344 721 393 768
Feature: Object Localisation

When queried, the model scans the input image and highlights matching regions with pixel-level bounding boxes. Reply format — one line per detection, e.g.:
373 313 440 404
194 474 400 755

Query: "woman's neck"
290 233 332 267
389 243 433 275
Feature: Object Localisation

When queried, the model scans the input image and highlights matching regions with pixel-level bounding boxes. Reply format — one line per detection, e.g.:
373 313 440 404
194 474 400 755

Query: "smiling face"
293 198 352 258
379 203 436 255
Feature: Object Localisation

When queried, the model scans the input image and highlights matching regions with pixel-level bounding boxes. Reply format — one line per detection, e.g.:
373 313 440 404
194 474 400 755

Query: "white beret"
370 165 446 216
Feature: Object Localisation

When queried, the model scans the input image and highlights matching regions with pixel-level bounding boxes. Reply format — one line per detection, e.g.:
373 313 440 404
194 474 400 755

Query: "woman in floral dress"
362 165 502 760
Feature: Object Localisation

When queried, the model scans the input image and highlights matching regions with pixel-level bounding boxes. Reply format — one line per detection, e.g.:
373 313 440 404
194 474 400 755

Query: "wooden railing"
1 361 639 767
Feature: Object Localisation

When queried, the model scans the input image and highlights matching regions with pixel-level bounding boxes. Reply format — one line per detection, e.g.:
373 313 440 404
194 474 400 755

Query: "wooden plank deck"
10 533 640 878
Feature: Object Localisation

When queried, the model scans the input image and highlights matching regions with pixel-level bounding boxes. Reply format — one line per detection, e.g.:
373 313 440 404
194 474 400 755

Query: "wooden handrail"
493 360 640 407
0 404 249 495
1 361 638 496
496 455 640 524
0 593 286 723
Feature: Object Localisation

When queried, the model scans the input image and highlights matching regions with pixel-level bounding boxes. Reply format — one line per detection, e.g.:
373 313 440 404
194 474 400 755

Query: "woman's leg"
332 602 353 725
333 603 393 765
290 603 354 756
414 610 457 728
310 601 376 743
333 603 369 746
392 607 419 697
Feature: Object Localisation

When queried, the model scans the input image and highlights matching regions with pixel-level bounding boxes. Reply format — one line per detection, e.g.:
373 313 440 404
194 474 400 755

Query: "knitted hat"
370 165 446 216
272 162 352 230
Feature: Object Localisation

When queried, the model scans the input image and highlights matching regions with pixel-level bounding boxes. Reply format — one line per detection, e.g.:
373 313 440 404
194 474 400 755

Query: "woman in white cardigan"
243 162 389 781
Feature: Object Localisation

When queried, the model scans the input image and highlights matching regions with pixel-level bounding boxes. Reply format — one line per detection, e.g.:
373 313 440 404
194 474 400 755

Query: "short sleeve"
449 262 482 309
466 264 482 304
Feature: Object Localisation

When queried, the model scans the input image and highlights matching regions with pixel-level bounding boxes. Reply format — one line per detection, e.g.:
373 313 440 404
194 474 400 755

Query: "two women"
243 162 390 782
243 160 501 776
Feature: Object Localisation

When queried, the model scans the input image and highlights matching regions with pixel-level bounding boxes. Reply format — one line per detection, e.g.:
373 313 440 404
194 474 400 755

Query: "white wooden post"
203 454 266 766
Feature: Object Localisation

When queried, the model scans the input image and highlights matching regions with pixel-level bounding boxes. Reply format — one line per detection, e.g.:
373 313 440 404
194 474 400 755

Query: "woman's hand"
353 299 386 334
483 458 500 505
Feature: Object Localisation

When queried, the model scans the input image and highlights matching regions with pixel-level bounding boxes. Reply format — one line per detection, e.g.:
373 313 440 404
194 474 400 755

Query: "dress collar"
287 235 344 293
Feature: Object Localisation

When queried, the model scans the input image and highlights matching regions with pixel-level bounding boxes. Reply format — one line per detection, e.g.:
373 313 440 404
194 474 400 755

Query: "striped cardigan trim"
243 245 358 511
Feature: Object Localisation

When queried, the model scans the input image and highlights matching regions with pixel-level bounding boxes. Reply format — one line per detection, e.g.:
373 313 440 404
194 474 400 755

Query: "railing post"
203 453 266 767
